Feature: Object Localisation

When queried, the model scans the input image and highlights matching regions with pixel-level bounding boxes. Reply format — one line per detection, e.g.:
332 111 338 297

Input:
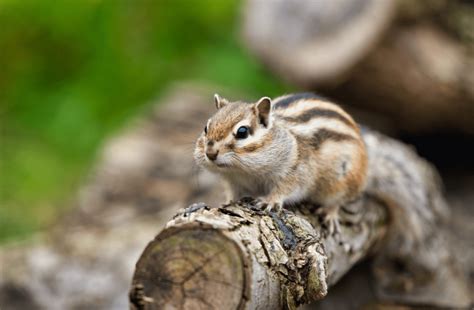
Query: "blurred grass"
0 0 288 243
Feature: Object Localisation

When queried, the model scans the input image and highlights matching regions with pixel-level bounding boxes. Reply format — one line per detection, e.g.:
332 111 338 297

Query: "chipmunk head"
194 94 273 172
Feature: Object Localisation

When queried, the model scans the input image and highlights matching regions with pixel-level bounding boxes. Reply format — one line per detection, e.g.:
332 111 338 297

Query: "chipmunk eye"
204 125 208 134
236 126 249 139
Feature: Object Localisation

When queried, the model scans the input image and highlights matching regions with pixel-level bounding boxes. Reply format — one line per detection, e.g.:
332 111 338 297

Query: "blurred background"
0 0 288 243
0 0 473 309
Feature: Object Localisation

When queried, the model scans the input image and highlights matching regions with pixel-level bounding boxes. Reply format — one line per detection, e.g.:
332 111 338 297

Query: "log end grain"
130 227 248 310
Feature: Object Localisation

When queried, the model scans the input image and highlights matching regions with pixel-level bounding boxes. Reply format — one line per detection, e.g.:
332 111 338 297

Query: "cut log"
242 0 397 86
242 0 474 134
130 197 387 310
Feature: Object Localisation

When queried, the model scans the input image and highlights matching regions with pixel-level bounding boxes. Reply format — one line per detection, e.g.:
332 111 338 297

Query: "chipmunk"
194 93 368 234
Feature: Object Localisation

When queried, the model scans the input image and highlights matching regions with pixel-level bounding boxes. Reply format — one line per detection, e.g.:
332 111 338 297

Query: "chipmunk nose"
206 150 219 161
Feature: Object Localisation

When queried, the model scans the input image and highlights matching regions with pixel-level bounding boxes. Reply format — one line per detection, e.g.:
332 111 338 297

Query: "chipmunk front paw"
264 202 282 213
253 198 282 213
317 205 342 236
253 198 268 210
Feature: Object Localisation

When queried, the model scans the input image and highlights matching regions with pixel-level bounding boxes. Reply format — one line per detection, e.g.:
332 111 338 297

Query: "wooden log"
129 197 387 310
242 0 397 86
242 0 474 134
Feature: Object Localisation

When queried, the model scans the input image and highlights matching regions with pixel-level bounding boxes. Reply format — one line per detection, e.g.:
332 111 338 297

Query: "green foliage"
0 0 288 243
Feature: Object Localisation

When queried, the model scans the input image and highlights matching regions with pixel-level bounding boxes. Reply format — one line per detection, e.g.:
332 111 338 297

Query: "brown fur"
194 93 368 218
206 103 249 141
234 132 273 154
282 108 357 129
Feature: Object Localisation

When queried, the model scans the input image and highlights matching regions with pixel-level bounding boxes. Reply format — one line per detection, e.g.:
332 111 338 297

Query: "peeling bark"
130 197 387 310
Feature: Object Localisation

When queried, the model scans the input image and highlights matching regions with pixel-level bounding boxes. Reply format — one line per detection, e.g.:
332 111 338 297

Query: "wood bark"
130 197 387 310
242 0 474 134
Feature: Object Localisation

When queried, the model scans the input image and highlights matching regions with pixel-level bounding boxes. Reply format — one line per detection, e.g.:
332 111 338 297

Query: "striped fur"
273 92 328 110
194 93 368 211
281 108 357 129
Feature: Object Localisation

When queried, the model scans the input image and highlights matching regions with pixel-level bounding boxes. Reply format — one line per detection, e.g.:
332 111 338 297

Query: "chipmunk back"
194 93 368 233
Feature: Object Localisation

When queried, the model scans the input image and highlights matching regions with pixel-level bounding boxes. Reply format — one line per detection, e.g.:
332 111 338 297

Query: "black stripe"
305 129 356 150
273 92 327 110
281 108 355 128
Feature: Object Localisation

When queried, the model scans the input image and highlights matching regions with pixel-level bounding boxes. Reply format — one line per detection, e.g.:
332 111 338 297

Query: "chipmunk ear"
214 94 228 109
255 97 272 127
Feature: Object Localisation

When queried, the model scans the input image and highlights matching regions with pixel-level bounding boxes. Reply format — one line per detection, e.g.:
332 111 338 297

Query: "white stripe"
288 118 357 138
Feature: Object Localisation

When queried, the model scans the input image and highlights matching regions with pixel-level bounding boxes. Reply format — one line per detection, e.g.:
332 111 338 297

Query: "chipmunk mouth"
204 154 232 169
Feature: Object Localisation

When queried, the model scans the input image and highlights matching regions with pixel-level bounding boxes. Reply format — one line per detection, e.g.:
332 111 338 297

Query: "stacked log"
243 0 474 134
